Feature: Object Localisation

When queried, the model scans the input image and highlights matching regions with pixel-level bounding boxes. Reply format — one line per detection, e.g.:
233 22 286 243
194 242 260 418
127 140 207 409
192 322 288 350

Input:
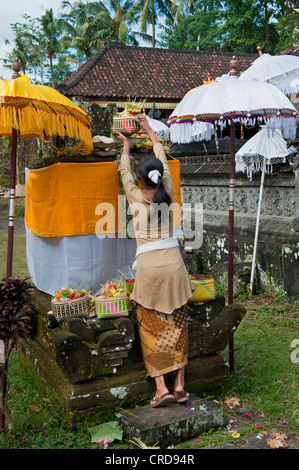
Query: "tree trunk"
151 0 155 48
49 55 56 89
264 1 270 52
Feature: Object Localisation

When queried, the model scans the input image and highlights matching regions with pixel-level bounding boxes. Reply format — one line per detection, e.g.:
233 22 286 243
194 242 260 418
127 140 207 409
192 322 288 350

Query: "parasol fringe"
0 105 93 155
170 115 297 143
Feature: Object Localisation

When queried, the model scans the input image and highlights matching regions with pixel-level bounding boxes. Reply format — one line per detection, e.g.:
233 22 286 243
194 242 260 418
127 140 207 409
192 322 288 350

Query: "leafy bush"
0 277 38 432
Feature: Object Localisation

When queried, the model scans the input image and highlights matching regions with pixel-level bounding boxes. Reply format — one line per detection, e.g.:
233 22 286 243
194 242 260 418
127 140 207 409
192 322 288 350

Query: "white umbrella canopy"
235 125 297 295
239 53 299 95
169 78 297 142
236 125 297 180
146 115 170 140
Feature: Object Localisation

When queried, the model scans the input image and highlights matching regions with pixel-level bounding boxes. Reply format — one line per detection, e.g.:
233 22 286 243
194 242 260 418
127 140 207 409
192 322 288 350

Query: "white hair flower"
148 169 161 184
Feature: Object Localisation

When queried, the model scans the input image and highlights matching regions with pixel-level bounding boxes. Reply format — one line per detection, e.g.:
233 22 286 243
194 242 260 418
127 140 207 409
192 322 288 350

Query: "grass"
0 224 298 449
0 233 29 280
229 301 298 425
0 197 28 280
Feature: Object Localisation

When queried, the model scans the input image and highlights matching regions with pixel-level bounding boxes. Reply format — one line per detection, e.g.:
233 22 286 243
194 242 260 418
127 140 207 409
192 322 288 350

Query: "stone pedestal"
20 289 246 424
116 393 224 448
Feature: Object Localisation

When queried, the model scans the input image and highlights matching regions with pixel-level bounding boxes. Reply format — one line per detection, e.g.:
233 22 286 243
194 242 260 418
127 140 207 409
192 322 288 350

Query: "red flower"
245 413 251 419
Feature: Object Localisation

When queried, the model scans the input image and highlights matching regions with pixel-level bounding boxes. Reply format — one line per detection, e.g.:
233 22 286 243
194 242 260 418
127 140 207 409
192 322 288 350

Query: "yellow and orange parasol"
1 58 93 278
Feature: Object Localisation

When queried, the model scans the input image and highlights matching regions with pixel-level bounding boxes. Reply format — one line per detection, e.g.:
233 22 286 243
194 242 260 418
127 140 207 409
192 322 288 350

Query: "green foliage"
0 277 38 432
159 1 222 50
1 137 11 149
134 0 174 47
0 174 9 189
0 277 37 345
159 0 296 53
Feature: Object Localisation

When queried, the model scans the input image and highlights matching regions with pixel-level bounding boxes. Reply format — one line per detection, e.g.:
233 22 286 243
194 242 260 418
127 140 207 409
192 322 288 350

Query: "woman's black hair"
138 155 171 206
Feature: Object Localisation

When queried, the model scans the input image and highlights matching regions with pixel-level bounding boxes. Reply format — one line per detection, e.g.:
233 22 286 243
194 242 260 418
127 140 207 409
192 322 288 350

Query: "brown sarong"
136 304 189 378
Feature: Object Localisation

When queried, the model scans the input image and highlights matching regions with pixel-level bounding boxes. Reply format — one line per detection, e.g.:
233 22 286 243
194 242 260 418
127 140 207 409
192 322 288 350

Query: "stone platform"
116 393 223 448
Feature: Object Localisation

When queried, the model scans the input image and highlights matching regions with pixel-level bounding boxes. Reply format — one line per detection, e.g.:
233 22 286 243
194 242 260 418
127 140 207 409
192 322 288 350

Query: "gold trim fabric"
136 304 189 378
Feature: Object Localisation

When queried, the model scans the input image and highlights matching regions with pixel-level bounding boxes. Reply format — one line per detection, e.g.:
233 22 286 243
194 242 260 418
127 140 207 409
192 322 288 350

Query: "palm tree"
135 0 173 47
87 1 149 46
40 8 61 87
59 1 150 57
3 15 46 81
172 0 196 24
58 1 106 61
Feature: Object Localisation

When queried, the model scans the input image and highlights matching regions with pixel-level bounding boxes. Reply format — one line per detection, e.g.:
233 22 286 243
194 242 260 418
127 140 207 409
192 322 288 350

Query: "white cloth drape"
26 227 136 296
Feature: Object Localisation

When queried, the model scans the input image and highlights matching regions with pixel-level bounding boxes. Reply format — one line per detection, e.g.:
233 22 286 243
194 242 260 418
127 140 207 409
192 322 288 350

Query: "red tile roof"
59 44 257 101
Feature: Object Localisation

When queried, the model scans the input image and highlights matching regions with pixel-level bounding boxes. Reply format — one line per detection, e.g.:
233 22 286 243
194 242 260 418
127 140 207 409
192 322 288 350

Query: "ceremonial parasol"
0 59 93 432
169 65 297 371
170 81 215 145
235 125 297 295
0 59 93 278
146 115 170 140
240 46 299 95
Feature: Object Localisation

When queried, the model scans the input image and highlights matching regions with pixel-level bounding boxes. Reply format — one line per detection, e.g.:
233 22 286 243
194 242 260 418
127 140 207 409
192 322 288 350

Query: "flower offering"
54 287 86 302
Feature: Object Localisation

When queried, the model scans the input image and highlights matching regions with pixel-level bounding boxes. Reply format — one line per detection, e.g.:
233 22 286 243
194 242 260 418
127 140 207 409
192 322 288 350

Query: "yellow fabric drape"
25 160 181 237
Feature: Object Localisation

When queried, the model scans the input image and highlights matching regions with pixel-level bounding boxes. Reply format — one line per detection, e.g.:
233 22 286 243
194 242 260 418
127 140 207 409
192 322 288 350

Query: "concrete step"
116 393 223 448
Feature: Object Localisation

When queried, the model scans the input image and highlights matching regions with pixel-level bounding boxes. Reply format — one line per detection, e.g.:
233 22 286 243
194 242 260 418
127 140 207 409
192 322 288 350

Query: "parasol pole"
5 57 21 279
6 128 18 278
1 59 20 433
228 56 238 373
249 157 266 296
228 121 235 373
228 121 235 306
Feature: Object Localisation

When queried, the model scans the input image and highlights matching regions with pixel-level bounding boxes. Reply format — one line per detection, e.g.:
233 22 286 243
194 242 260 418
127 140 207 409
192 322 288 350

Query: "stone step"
116 393 223 448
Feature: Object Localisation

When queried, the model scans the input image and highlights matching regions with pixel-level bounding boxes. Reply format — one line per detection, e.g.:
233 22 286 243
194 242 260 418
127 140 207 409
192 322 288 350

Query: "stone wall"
176 141 299 297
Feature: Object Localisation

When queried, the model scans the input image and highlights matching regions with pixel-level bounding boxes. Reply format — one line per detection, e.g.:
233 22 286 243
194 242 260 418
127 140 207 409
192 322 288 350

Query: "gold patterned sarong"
136 304 189 378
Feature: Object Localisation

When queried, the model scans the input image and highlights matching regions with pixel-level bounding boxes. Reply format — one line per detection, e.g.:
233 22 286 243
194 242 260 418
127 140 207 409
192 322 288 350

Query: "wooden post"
6 57 22 278
228 56 238 373
1 57 21 432
6 128 18 279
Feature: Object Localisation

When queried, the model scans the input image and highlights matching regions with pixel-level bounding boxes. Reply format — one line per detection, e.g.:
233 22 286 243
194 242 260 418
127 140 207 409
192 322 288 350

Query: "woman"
116 115 194 408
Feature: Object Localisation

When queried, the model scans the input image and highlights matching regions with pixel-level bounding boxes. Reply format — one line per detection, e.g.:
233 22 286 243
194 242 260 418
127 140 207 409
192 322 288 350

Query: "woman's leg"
174 366 186 395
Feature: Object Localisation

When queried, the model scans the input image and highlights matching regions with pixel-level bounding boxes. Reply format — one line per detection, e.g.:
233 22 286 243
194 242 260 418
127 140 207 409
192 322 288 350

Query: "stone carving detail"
247 188 260 214
264 188 283 216
218 188 229 211
181 184 295 219
283 189 295 217
234 188 247 213
207 187 219 211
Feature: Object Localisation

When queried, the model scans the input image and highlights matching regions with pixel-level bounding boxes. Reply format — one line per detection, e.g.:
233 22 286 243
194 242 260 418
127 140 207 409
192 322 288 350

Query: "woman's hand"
115 131 131 154
134 114 151 134
134 114 160 145
115 131 130 145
